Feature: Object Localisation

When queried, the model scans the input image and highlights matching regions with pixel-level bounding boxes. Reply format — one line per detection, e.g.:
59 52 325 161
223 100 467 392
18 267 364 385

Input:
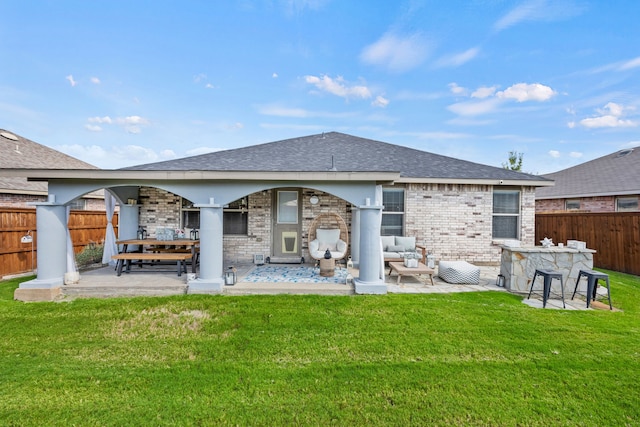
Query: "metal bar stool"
527 269 566 308
572 269 612 310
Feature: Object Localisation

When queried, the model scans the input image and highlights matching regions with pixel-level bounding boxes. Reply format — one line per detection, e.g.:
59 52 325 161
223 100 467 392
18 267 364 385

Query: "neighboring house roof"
0 129 98 195
122 132 550 184
536 147 640 199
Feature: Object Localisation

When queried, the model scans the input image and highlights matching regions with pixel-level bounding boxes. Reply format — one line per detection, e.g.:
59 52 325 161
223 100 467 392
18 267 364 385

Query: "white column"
354 203 386 294
19 203 67 289
188 203 224 293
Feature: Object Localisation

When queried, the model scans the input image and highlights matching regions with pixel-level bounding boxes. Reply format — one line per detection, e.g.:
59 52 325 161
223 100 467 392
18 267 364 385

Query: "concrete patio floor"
56 262 608 310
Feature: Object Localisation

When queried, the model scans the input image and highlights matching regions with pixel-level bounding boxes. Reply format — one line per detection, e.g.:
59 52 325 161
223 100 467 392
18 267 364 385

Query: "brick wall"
0 193 47 207
136 184 536 266
0 193 106 210
536 196 617 212
224 189 352 264
138 187 182 235
404 184 535 265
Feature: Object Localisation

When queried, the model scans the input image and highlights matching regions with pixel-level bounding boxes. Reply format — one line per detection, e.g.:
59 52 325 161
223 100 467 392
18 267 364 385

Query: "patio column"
188 202 224 293
350 207 360 268
15 201 67 301
354 202 386 294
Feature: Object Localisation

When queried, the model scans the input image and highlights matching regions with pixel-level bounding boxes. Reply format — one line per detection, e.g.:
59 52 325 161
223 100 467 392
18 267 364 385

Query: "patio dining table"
116 238 200 273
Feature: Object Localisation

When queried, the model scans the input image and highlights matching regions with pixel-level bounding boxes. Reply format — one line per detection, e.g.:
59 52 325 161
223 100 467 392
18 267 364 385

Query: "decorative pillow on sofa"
387 245 405 253
381 235 395 251
395 236 416 251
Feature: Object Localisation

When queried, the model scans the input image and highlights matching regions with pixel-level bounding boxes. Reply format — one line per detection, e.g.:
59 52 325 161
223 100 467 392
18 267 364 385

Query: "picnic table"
113 239 200 276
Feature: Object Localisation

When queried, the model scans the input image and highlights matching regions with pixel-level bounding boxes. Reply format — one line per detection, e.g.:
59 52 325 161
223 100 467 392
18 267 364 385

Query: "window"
381 188 404 236
617 196 639 212
68 198 87 210
565 199 581 210
180 197 248 235
223 197 248 235
493 189 520 239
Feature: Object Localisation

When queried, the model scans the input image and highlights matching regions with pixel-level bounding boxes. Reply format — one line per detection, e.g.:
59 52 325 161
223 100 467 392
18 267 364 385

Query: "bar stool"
572 269 612 310
527 269 566 308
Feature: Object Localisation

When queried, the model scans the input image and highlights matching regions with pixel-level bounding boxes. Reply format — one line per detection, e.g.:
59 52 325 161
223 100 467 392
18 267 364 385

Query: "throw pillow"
395 236 416 252
387 245 405 252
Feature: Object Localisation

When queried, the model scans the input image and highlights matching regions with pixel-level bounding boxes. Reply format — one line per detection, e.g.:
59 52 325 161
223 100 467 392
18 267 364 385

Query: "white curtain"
101 191 119 266
66 206 78 273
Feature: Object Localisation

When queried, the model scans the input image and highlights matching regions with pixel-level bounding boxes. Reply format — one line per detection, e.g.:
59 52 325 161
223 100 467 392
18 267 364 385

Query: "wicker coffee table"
388 261 435 285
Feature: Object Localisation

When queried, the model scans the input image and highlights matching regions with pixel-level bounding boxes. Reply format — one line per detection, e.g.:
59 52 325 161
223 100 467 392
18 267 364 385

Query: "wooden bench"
112 252 192 277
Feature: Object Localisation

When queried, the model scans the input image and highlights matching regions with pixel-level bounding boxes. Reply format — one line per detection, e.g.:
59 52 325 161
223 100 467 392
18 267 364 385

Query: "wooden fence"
535 211 640 276
0 208 118 278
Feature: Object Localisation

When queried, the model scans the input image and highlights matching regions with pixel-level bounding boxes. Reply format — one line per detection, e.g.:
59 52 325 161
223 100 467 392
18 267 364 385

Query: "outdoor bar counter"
499 245 596 293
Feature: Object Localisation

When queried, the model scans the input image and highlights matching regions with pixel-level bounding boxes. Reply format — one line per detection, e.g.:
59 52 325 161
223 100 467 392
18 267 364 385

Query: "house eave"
396 177 554 187
2 168 400 183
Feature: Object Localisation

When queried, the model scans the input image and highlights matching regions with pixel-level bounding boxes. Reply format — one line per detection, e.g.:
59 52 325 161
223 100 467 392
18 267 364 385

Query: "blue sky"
2 0 639 173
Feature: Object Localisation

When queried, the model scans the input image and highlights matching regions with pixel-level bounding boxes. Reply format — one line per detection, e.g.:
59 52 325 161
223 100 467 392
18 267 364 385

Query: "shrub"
75 241 104 267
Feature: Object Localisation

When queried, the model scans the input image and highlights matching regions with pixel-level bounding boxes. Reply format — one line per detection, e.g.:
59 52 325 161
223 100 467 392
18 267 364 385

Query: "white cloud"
205 83 215 89
84 124 102 132
567 121 576 128
225 122 244 130
117 115 150 126
372 96 389 108
272 73 279 78
618 56 640 71
193 73 207 83
549 150 561 158
160 149 177 159
304 75 372 99
580 116 637 128
448 82 467 95
88 116 113 124
496 83 556 102
494 0 585 32
186 147 219 156
85 115 150 134
569 151 583 158
111 145 158 163
447 98 502 116
579 102 638 128
66 75 77 87
90 77 101 84
360 32 431 72
471 86 498 99
436 47 480 68
594 56 640 73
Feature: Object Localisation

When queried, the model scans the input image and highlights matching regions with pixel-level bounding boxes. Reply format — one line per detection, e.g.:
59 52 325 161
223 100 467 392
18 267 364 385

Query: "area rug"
242 265 348 284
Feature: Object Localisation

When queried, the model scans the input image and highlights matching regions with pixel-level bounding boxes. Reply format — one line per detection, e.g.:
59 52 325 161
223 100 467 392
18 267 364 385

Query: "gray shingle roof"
536 147 640 199
122 132 546 182
0 129 97 193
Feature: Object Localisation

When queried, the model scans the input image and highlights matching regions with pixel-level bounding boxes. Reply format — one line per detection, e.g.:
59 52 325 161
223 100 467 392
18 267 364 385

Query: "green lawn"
1 271 638 426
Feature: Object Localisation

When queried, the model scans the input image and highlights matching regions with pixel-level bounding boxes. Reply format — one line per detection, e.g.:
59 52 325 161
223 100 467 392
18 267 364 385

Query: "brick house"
6 132 551 297
0 129 104 209
536 147 640 213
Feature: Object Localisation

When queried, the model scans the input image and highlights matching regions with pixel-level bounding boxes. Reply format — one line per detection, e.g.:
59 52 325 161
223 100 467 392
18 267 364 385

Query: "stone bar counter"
500 245 596 293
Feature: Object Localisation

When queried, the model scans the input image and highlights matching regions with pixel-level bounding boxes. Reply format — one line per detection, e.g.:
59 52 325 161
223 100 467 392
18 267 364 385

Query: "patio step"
224 282 353 296
62 284 187 299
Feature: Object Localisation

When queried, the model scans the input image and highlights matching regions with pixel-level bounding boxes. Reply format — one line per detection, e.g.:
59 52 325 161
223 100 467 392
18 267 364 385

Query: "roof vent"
616 148 634 158
1 131 19 141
